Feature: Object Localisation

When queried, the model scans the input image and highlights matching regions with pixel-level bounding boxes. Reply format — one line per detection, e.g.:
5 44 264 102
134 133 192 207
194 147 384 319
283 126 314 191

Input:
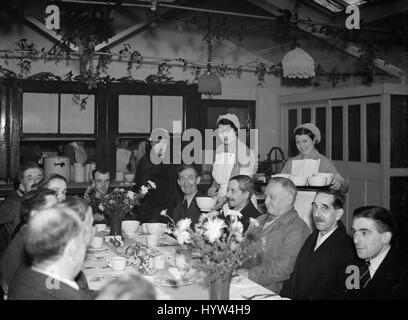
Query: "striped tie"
360 260 371 288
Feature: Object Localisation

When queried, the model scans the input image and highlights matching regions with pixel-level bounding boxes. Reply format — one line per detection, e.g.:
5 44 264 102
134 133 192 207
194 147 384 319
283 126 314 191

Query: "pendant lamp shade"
198 71 222 95
282 47 315 79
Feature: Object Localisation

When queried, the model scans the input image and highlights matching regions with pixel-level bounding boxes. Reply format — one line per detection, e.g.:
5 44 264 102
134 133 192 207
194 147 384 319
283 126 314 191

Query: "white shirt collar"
367 245 391 278
314 225 338 251
32 266 79 291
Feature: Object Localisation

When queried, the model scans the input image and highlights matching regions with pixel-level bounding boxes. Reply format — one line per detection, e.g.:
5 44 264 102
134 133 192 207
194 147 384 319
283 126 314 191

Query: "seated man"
8 206 91 300
281 190 356 299
0 162 43 258
347 206 408 300
0 188 58 295
244 177 310 294
225 175 260 232
173 164 204 227
84 168 111 222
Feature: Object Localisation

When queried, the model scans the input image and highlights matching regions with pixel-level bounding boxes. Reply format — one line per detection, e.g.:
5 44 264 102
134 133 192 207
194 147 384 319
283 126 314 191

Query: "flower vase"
109 213 123 237
209 273 231 300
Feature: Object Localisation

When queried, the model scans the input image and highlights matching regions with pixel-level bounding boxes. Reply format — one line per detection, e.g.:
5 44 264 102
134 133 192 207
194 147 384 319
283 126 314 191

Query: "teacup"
146 233 160 248
153 255 165 270
122 220 140 234
95 224 107 232
107 257 127 271
90 236 104 249
143 223 166 236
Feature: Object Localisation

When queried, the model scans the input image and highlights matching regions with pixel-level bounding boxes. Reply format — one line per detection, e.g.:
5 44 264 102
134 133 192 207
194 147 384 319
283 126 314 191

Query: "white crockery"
196 197 217 211
146 233 160 248
143 223 166 235
107 257 127 271
122 220 140 234
308 176 328 187
124 173 135 182
95 224 107 232
315 173 334 185
89 236 104 249
289 175 308 186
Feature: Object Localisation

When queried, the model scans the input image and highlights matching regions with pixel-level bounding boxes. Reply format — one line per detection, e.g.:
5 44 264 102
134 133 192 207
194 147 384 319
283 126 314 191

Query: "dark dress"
134 154 180 223
346 246 408 300
172 191 204 227
280 221 356 300
8 267 91 300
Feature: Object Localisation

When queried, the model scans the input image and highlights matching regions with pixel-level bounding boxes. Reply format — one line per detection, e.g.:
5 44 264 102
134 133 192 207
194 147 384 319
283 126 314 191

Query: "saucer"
87 246 108 253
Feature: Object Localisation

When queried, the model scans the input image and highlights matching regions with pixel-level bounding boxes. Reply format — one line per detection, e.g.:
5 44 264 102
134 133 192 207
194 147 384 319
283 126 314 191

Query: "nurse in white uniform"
208 113 258 207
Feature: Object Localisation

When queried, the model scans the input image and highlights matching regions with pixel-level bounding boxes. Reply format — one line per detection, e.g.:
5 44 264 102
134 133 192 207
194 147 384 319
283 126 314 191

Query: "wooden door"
329 96 383 231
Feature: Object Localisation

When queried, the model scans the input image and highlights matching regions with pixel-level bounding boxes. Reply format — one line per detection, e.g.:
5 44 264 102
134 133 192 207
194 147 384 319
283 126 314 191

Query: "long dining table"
82 232 287 300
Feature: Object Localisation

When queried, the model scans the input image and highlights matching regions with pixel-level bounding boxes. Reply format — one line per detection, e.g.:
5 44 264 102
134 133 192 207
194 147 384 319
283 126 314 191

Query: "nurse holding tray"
281 123 348 193
281 123 348 230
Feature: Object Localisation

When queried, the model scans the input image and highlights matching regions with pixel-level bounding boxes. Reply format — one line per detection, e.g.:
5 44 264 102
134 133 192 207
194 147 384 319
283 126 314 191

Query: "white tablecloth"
83 234 287 300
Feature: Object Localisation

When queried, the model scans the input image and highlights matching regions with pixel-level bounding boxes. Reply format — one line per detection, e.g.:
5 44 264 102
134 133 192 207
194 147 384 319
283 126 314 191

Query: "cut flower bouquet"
161 207 258 285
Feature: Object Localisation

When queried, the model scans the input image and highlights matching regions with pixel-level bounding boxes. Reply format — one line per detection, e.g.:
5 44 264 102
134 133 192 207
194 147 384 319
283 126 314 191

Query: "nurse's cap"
216 113 240 131
148 128 170 142
294 123 321 143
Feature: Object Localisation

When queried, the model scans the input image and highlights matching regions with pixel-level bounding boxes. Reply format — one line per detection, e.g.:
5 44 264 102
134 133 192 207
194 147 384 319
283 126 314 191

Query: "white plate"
87 246 108 253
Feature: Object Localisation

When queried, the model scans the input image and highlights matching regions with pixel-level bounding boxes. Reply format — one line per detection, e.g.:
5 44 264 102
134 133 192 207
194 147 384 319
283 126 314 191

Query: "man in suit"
280 190 356 299
347 206 408 300
244 177 310 294
0 188 58 296
8 206 91 300
225 175 260 232
0 162 43 258
172 164 203 227
84 168 111 222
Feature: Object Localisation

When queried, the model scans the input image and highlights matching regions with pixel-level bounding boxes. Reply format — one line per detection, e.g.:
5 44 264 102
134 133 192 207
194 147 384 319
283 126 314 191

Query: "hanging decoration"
197 15 222 95
282 47 315 79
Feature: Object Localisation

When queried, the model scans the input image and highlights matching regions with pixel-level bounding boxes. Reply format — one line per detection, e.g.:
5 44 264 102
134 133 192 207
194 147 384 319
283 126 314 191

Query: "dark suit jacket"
172 191 204 227
346 246 408 300
280 221 356 300
240 201 261 232
8 267 91 300
0 191 23 259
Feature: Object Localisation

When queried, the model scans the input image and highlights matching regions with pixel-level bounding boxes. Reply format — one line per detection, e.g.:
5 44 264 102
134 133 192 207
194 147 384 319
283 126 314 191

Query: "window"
366 103 381 163
288 109 298 157
22 93 95 134
315 107 326 155
391 95 408 168
332 106 343 160
301 108 311 123
348 104 361 161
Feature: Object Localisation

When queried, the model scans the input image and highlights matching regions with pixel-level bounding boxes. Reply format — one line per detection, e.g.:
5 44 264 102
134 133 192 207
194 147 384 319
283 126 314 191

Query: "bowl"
271 174 291 179
314 173 334 185
122 220 140 234
307 176 328 187
196 197 217 211
289 175 308 186
124 172 135 182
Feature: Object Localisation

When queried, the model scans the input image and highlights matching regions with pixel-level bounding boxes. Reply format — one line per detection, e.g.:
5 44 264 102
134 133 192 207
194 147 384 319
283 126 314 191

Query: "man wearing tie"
172 164 204 227
347 206 408 299
280 190 356 299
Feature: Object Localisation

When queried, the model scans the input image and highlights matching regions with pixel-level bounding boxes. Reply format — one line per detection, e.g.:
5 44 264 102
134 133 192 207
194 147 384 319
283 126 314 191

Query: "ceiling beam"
359 0 408 23
246 0 404 78
23 16 79 52
93 0 191 51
